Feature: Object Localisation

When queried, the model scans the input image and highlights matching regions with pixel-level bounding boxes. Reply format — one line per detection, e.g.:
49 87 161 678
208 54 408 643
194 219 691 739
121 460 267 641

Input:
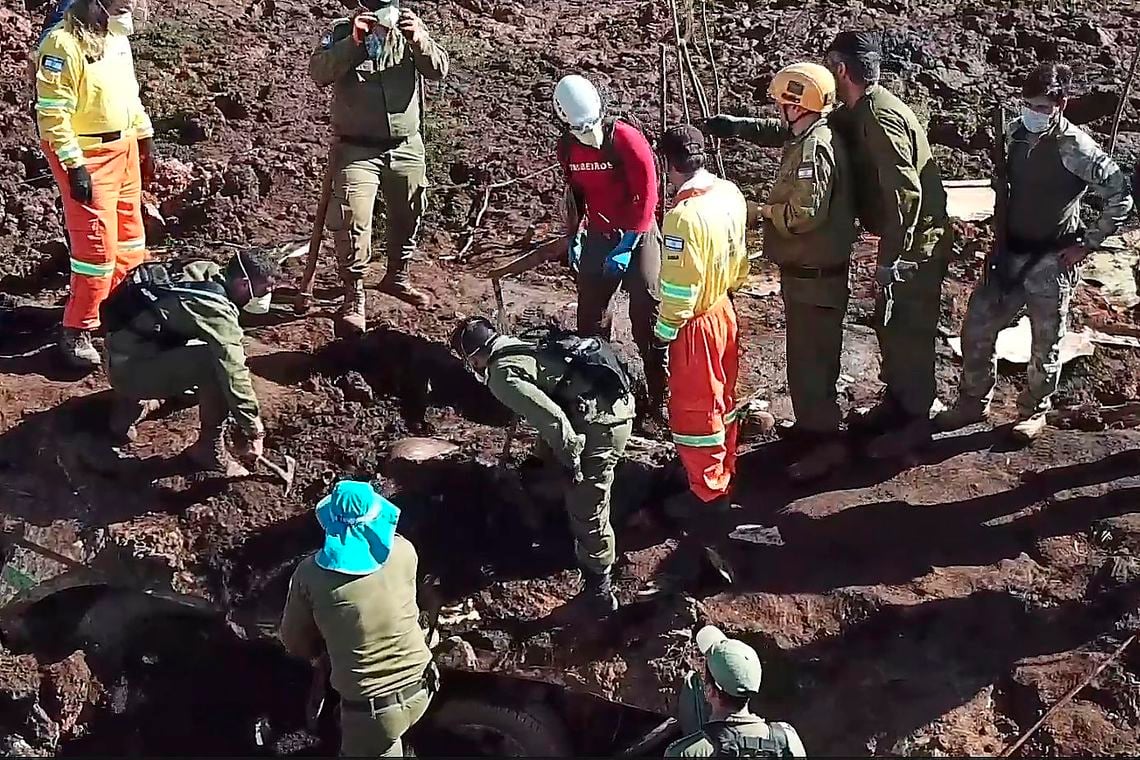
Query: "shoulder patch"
797 165 814 179
41 55 65 73
664 235 685 251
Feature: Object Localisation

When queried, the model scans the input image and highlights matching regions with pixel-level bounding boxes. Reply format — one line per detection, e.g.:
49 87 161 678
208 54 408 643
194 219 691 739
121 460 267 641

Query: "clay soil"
2 0 1140 755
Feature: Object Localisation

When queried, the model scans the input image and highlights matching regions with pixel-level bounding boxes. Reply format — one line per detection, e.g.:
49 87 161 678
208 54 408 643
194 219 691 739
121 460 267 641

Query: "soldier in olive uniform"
309 0 449 335
104 251 281 477
450 317 635 619
707 62 857 482
824 31 952 460
938 63 1132 442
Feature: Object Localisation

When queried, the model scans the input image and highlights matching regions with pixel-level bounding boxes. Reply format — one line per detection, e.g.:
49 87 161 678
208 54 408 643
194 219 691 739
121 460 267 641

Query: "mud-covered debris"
335 371 374 405
435 636 478 670
728 525 785 547
387 437 460 464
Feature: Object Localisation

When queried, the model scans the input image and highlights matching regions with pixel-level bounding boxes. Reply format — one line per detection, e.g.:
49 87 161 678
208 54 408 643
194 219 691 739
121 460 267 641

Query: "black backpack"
100 261 228 346
495 326 632 407
702 721 792 758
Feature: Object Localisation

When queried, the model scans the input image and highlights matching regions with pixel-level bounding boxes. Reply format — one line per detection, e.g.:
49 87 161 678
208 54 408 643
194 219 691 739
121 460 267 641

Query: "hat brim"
314 494 400 575
696 625 727 655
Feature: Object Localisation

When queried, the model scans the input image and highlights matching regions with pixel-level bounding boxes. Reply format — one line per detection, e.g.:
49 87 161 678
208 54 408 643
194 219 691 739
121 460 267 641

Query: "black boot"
576 567 618 618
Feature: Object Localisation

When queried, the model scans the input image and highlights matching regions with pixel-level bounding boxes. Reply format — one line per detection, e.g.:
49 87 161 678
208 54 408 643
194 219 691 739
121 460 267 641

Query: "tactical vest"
702 720 792 757
1006 126 1087 250
100 262 228 348
492 327 632 409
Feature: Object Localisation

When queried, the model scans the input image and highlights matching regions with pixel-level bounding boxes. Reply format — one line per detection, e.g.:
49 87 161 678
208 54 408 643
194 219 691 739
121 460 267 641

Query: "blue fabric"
37 0 72 46
314 480 401 576
603 231 641 277
568 230 585 272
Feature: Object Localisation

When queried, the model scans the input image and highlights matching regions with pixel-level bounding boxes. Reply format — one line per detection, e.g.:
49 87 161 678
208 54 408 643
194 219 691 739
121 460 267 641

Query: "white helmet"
554 75 603 129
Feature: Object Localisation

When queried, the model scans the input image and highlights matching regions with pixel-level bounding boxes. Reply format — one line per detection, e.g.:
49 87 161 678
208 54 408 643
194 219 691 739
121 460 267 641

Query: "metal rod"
1109 42 1140 154
1000 631 1137 757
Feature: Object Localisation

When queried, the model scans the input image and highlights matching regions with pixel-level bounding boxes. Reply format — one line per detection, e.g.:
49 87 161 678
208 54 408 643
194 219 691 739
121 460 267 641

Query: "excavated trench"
0 582 666 757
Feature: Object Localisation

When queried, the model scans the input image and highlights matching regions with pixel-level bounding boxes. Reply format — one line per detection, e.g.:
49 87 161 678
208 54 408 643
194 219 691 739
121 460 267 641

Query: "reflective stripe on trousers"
46 136 147 330
667 296 739 502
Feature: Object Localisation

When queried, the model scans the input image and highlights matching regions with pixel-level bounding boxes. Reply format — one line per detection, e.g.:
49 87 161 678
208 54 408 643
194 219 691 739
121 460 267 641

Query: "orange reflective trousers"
46 136 147 331
668 296 739 502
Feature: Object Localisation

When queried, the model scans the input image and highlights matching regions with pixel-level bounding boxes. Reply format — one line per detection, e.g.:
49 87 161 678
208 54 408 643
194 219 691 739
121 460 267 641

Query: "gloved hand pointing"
68 166 93 204
704 114 747 139
604 231 642 277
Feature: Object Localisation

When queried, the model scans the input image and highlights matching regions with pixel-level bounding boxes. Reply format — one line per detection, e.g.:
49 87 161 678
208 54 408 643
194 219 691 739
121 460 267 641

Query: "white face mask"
109 12 134 35
243 291 273 315
571 122 604 149
1020 106 1056 134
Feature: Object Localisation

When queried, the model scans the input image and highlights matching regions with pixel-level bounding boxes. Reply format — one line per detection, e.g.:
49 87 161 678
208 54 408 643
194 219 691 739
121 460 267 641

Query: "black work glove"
138 137 157 189
67 166 93 204
704 114 745 139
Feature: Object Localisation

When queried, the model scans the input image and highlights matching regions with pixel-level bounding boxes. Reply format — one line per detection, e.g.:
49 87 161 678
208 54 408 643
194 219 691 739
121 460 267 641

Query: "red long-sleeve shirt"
558 119 658 234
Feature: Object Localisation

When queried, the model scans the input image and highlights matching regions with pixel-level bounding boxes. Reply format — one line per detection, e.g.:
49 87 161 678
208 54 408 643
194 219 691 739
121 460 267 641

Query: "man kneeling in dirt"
280 480 437 757
102 250 280 477
451 317 635 618
666 626 806 758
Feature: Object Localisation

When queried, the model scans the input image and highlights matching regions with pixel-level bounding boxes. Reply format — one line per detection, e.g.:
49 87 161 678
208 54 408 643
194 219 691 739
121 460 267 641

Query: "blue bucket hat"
314 480 401 575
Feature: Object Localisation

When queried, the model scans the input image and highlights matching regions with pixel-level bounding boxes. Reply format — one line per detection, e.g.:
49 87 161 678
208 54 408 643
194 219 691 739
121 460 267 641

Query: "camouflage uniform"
728 116 857 435
309 15 449 292
956 116 1133 414
483 336 635 573
838 85 952 419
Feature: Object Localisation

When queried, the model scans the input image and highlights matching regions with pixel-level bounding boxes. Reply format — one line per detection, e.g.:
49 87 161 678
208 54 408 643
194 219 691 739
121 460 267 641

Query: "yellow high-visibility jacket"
35 24 152 169
655 171 749 342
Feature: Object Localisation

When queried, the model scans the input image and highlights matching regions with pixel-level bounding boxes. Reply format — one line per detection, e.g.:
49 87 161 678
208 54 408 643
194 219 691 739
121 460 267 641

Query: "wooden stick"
456 187 492 260
701 0 723 114
667 0 691 122
617 717 680 757
1109 42 1140 154
1000 632 1137 757
682 43 726 175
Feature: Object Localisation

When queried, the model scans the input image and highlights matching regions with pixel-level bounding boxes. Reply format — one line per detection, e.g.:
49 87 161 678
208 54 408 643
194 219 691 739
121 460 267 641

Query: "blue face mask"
1021 106 1055 134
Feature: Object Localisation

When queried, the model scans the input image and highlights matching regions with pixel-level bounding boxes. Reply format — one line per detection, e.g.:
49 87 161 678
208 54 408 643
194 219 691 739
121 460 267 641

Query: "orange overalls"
35 23 151 330
656 170 749 502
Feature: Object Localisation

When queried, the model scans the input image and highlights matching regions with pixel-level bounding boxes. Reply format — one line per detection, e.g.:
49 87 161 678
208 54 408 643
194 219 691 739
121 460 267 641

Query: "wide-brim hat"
314 480 401 575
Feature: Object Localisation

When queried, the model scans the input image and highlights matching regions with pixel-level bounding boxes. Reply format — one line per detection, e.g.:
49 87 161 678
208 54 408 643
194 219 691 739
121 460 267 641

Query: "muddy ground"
2 0 1140 755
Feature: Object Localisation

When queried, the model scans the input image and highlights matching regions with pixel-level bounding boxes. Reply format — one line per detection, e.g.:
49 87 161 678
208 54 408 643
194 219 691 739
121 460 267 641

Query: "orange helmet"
768 63 837 113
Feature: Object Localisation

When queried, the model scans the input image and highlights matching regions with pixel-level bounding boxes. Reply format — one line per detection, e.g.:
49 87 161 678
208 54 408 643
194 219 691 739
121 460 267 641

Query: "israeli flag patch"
797 165 814 179
41 55 65 73
664 235 685 252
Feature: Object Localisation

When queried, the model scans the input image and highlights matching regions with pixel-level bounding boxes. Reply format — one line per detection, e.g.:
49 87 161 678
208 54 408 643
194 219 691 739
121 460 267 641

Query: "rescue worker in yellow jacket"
655 125 749 518
707 63 858 482
35 0 156 369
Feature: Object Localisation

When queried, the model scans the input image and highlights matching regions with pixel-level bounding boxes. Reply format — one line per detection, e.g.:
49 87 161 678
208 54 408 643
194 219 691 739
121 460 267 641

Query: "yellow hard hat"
768 63 837 113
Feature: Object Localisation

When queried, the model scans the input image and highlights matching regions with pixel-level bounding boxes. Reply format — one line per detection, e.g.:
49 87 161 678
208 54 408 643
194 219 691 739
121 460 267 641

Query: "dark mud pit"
4 0 1140 755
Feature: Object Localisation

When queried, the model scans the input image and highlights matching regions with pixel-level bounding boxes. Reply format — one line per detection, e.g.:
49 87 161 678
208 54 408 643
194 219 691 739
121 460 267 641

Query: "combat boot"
865 415 933 460
846 395 905 435
335 280 367 337
786 438 850 483
187 425 249 478
379 271 431 309
108 397 162 444
59 327 101 370
574 567 619 618
1011 412 1047 443
934 396 989 432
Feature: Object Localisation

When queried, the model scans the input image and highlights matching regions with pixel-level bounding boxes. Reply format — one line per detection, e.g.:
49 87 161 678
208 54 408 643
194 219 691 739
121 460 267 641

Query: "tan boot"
865 415 933 460
186 425 249 478
60 327 101 370
335 280 367 337
1011 412 1047 443
787 439 850 483
379 272 430 309
934 396 989 432
109 398 162 443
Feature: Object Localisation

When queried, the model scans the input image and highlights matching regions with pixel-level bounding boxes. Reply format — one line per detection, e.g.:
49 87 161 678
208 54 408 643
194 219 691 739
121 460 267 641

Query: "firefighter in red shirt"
554 75 667 421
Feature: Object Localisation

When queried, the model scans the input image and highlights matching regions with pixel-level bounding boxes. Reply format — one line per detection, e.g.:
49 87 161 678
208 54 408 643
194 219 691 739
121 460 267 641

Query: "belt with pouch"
80 131 123 143
341 663 439 714
780 263 848 279
340 135 408 151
